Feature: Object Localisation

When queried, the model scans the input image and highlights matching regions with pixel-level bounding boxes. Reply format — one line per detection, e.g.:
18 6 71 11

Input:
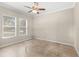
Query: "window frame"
2 16 16 38
18 17 27 36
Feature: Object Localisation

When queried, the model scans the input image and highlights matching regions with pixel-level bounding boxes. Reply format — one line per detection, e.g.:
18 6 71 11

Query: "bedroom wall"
33 8 74 46
0 6 33 47
73 2 79 55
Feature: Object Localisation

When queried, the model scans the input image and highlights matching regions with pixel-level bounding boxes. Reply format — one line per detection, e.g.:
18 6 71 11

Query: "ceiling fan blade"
27 10 32 13
24 6 32 9
38 8 46 10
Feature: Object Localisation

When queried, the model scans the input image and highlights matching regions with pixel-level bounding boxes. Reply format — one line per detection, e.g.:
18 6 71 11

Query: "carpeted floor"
0 39 78 57
26 39 78 57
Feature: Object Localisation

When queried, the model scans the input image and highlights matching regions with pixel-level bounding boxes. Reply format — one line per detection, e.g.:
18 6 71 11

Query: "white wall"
33 8 74 46
73 2 79 55
0 6 33 47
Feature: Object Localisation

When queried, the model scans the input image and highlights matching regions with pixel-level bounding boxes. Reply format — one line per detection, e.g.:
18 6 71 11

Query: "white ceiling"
0 2 75 15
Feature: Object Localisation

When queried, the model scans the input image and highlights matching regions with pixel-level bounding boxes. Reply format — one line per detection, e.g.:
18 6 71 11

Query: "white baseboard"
34 37 74 47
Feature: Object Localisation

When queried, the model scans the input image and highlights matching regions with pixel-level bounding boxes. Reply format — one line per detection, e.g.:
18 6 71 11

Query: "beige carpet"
26 39 78 57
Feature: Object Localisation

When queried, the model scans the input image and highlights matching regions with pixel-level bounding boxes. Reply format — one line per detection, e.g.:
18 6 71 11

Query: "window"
2 16 16 38
19 18 27 36
2 16 27 38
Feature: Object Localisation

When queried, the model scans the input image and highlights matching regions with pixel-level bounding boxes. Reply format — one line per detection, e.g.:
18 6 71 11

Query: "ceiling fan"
24 2 46 14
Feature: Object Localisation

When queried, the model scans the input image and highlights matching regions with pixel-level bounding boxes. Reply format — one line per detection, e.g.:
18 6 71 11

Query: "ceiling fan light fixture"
24 2 46 14
32 10 37 13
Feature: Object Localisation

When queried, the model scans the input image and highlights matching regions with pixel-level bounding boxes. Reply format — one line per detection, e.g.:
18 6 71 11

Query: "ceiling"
0 2 75 15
